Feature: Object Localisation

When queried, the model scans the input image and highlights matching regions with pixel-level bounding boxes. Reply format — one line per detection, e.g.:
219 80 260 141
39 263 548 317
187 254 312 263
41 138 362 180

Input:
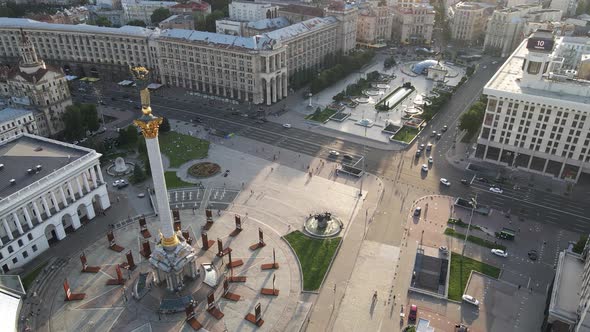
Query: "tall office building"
475 30 590 183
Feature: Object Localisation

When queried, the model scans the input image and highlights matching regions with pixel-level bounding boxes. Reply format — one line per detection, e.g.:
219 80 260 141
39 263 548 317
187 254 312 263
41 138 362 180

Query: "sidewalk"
445 131 572 196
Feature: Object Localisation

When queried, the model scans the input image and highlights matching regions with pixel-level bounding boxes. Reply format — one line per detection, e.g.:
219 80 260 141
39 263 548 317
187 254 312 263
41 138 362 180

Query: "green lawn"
392 126 419 143
164 171 195 189
448 252 500 301
159 132 209 168
21 262 47 291
444 228 506 251
305 108 337 122
448 218 482 232
284 231 341 291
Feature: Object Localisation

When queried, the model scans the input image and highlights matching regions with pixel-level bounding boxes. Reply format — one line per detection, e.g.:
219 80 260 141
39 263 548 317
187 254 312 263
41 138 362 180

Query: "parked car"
421 164 429 172
194 117 203 123
283 123 292 128
413 207 421 216
408 304 418 322
113 179 128 189
461 179 470 186
462 294 480 306
426 143 433 151
491 249 508 257
489 187 503 194
415 150 422 158
439 246 449 254
329 150 340 156
440 178 451 186
343 155 353 160
476 177 490 183
428 157 434 164
419 144 425 150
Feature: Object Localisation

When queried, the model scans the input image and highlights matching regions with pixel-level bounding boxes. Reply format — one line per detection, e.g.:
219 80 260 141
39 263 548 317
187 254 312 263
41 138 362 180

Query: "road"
74 60 590 237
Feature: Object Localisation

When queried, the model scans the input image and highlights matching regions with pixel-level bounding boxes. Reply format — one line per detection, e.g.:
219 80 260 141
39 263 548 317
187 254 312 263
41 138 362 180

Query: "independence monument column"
131 66 197 291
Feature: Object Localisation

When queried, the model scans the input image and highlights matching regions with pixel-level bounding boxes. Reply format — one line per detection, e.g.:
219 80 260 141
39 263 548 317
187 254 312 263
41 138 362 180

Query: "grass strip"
444 228 506 251
448 252 500 301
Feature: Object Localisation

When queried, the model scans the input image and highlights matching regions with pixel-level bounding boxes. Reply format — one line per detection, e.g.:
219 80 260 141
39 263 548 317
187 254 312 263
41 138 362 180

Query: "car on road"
489 187 503 194
462 294 480 306
343 155 353 160
431 131 437 137
476 177 490 183
528 250 538 261
255 120 265 124
194 117 203 123
442 125 448 132
112 179 127 188
282 123 291 128
491 249 508 257
439 246 449 254
329 150 340 156
421 164 429 172
413 207 421 216
436 133 442 140
492 61 498 64
415 150 422 157
428 157 433 164
408 304 418 322
426 143 432 151
419 144 425 150
137 193 145 198
461 179 470 186
440 178 451 186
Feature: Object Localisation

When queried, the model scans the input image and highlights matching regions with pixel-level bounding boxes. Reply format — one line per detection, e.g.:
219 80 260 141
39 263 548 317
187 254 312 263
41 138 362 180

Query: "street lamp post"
461 194 478 258
308 93 313 107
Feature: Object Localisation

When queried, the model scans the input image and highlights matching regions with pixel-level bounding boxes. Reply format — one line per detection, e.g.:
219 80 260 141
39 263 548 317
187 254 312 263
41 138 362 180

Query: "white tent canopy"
118 80 134 86
148 83 163 90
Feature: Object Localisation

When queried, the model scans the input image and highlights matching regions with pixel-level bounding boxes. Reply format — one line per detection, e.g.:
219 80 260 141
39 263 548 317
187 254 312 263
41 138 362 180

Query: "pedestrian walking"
518 285 521 290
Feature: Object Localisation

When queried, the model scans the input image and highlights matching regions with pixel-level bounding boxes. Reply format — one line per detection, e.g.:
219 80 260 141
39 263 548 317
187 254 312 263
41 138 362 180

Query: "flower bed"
188 162 221 178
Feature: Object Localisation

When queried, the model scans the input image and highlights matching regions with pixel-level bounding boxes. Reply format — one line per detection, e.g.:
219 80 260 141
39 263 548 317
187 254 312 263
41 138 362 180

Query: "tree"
118 126 138 146
79 103 100 132
63 106 85 141
127 19 146 27
151 7 171 25
160 117 171 132
131 163 147 183
573 235 588 254
459 101 486 136
94 16 112 27
204 10 225 32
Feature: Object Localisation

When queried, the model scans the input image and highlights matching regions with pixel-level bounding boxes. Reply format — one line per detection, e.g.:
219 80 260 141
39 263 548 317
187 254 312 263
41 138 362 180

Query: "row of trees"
92 7 171 28
459 96 487 138
63 103 100 141
309 50 376 94
421 91 452 122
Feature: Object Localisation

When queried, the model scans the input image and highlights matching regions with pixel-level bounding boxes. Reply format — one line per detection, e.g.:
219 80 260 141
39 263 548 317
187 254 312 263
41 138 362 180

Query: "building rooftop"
159 29 277 50
0 18 155 38
0 134 89 199
549 251 584 324
246 17 290 31
0 108 32 123
484 37 590 105
264 16 338 42
278 4 325 18
170 1 210 11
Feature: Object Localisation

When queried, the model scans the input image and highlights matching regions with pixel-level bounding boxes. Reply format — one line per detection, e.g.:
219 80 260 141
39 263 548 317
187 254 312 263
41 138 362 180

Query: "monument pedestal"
149 237 199 292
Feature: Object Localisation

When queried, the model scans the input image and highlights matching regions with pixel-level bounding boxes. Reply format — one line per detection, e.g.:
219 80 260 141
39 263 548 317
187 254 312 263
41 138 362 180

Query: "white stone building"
0 133 110 273
121 0 177 25
229 1 279 22
547 238 590 331
449 2 496 44
0 108 37 142
0 30 71 137
476 30 590 183
392 3 435 45
325 1 358 55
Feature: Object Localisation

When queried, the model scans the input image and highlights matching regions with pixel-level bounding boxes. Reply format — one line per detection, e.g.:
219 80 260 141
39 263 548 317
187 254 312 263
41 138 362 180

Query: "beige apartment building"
450 2 496 44
356 2 393 46
392 3 435 45
0 16 357 105
484 7 562 57
156 30 287 105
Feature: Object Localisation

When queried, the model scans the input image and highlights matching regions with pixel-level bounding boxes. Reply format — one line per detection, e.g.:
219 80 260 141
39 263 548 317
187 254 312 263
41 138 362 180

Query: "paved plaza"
26 130 378 332
275 54 465 144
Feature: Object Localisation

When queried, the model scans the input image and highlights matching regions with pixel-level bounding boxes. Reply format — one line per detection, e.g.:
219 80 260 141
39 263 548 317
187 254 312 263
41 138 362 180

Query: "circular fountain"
303 212 343 238
107 157 135 176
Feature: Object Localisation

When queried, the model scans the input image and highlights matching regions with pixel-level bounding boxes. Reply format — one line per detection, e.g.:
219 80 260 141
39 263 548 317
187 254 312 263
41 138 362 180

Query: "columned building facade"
0 134 110 273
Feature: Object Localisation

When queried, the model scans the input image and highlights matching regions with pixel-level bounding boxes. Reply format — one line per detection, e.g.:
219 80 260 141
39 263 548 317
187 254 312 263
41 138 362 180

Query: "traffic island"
284 231 341 291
